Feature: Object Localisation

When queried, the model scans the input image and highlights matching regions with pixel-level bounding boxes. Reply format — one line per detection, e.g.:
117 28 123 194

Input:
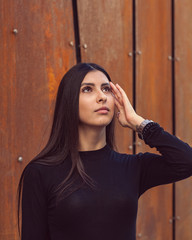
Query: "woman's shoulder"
22 159 71 192
23 158 71 179
24 161 53 173
109 147 141 164
23 162 51 184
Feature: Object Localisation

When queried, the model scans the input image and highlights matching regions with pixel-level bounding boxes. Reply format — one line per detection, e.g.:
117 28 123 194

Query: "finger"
110 82 123 104
116 84 136 120
110 87 118 101
114 97 123 112
116 83 133 108
110 82 120 98
115 84 129 100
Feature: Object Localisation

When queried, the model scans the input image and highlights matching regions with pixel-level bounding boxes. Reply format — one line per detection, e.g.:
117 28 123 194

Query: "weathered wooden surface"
1 0 192 239
77 0 133 153
0 1 76 239
135 1 173 239
175 0 192 239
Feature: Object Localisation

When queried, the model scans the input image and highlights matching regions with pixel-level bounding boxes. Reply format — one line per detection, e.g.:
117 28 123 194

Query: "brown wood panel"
0 1 17 239
0 1 76 239
175 0 192 239
135 1 173 239
77 0 133 153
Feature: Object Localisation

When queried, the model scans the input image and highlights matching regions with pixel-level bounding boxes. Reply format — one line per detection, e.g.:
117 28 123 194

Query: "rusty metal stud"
128 52 132 57
18 156 23 162
169 216 180 223
128 145 133 150
83 43 88 49
13 29 18 34
137 233 142 238
69 41 74 47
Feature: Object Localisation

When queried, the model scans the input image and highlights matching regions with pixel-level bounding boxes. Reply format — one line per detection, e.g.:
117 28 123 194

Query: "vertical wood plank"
77 0 133 153
0 1 17 238
135 1 173 239
0 1 76 239
175 0 192 239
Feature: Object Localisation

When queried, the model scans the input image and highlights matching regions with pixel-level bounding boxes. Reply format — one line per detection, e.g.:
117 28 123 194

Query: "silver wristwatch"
136 119 154 139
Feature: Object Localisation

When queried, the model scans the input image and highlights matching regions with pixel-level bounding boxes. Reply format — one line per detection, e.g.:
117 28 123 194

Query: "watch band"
136 119 154 140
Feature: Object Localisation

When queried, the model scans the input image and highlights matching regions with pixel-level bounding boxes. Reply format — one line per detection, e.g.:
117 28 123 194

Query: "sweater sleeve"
21 164 50 240
138 123 192 197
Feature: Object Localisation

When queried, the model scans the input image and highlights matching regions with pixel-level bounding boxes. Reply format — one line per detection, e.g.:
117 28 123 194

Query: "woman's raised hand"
110 82 144 131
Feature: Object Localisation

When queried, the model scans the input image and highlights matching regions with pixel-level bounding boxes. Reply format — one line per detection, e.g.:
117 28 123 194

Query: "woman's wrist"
136 119 157 140
129 115 145 131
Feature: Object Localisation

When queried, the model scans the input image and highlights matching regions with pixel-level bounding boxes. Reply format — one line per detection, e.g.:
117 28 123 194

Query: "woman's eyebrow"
81 83 95 86
81 83 110 86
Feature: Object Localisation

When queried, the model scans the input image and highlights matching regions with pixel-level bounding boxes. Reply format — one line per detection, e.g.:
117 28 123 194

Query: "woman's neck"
78 125 106 151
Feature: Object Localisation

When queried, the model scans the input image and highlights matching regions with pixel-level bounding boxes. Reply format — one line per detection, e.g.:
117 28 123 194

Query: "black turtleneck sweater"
21 124 192 240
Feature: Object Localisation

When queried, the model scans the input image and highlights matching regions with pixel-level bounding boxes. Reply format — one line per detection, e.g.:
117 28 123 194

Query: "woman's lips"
95 107 109 114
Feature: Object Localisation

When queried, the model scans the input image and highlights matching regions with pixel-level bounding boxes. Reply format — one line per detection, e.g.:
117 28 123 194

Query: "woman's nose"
96 90 107 103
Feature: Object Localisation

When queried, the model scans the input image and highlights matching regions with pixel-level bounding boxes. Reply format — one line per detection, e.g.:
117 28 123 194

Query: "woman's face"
79 70 115 128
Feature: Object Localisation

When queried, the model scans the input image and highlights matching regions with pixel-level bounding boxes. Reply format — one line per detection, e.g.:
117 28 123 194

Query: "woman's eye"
82 86 92 93
102 86 111 93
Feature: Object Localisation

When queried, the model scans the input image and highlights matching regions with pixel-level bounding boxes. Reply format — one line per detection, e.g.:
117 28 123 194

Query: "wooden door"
0 1 76 239
135 1 173 239
175 0 192 239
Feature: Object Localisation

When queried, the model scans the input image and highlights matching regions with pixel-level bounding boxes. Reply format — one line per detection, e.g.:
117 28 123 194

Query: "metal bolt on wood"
13 29 18 34
137 233 142 238
137 51 142 55
18 156 23 162
169 216 180 223
128 145 133 150
69 41 74 47
128 52 132 57
83 43 88 49
168 56 173 60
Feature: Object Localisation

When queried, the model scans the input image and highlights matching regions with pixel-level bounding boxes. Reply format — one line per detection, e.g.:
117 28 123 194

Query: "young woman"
18 62 192 240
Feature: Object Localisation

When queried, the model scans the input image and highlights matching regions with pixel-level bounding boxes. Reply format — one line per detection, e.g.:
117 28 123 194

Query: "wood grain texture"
77 0 133 153
135 1 173 239
0 1 17 239
0 1 76 239
1 0 192 239
175 0 192 239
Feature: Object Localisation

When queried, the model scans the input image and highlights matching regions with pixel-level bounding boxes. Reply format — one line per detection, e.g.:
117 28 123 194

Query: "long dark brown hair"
17 62 115 234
